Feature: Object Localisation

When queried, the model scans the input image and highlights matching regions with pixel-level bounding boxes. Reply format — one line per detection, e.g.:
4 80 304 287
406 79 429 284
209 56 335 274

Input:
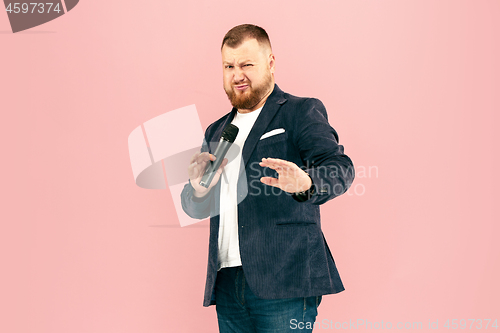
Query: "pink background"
1 0 498 332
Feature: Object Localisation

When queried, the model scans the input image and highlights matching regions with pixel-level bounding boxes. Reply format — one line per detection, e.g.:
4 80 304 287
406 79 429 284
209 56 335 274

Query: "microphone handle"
199 140 232 188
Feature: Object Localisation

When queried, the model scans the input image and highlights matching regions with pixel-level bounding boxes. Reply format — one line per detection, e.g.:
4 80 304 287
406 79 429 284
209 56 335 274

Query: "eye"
225 65 233 69
243 64 253 67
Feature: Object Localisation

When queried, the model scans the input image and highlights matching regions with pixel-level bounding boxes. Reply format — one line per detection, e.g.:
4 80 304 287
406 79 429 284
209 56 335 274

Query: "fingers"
260 176 296 192
189 151 199 164
260 176 280 187
220 158 229 171
259 158 311 192
189 151 212 164
188 152 216 179
259 158 304 178
211 158 226 183
189 152 216 170
259 157 296 170
215 158 228 175
195 152 215 164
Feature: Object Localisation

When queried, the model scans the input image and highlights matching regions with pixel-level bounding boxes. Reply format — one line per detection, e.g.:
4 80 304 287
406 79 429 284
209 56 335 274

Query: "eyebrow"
223 59 253 65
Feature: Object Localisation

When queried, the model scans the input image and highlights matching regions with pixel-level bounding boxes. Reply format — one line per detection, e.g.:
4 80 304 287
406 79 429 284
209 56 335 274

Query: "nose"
233 67 245 83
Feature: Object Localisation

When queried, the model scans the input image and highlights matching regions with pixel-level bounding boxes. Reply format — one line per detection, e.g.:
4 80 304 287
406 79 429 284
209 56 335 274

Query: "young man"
181 24 354 333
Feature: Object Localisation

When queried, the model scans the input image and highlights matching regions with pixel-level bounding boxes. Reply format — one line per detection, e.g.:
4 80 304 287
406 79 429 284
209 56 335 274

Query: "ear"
269 53 276 74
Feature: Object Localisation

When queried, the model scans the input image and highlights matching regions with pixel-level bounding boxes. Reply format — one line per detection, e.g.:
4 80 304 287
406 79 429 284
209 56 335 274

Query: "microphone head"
221 124 239 143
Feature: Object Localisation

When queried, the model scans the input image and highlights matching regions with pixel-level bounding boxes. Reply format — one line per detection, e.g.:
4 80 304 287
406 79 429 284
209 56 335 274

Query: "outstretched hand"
259 158 312 193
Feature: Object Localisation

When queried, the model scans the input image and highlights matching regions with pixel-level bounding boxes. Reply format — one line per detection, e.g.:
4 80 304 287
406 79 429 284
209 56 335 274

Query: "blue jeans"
215 266 322 333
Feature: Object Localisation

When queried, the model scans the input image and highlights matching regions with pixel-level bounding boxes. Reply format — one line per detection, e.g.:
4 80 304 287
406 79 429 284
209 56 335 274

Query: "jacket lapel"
241 84 287 168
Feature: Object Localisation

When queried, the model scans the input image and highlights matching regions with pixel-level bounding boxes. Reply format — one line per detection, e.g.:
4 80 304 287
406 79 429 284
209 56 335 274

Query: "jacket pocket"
258 131 287 146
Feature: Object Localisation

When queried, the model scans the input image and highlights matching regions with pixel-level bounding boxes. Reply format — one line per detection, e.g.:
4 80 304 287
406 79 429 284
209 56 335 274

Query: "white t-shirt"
217 106 263 270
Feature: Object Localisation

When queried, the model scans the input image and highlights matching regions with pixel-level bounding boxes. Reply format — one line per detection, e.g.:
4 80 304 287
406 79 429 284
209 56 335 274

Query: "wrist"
291 173 315 202
189 179 209 200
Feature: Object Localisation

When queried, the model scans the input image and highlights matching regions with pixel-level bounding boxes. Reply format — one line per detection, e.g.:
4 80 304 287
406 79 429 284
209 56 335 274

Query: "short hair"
221 24 272 50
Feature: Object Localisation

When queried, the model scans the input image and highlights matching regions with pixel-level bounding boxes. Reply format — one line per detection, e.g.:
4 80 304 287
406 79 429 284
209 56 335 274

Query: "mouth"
234 84 249 91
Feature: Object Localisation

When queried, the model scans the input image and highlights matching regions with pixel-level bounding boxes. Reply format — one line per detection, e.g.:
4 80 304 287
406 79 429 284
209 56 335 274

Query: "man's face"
222 38 275 112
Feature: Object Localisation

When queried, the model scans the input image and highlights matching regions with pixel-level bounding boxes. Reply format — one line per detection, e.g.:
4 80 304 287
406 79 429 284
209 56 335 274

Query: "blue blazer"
181 84 354 307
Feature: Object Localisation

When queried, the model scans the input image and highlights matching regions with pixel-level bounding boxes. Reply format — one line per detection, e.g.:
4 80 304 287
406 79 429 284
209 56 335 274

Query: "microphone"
199 124 239 188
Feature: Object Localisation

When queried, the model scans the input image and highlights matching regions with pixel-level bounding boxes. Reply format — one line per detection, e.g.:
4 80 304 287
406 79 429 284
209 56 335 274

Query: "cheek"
244 72 255 84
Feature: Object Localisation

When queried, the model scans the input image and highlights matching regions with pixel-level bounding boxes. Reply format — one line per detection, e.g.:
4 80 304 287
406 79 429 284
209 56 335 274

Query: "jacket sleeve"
293 98 355 205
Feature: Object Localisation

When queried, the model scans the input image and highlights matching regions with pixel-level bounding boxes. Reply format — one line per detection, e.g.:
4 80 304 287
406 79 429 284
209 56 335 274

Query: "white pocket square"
260 128 285 140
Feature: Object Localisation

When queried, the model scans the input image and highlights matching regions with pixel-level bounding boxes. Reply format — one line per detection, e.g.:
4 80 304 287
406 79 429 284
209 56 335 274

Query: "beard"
224 72 273 110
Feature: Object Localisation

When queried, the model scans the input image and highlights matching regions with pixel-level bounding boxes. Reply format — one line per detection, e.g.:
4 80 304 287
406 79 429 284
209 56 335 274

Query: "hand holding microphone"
188 124 239 198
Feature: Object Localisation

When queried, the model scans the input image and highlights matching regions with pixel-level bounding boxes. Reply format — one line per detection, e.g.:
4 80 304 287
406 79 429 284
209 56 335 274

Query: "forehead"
221 38 265 62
